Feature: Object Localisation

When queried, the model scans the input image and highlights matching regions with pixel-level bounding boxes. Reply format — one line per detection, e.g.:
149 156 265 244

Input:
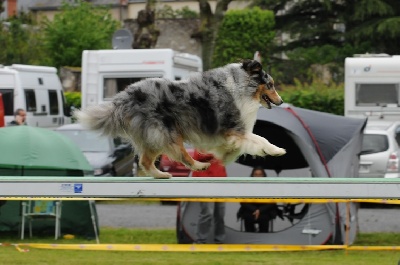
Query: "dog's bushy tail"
74 103 120 137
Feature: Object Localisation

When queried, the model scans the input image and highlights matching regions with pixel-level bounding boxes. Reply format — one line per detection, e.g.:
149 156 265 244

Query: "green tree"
42 0 119 69
0 14 49 65
346 0 400 55
212 7 275 68
250 0 350 84
252 0 400 84
212 7 275 67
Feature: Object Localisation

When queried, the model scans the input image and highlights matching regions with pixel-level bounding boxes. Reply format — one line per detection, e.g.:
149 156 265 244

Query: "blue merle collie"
75 59 286 179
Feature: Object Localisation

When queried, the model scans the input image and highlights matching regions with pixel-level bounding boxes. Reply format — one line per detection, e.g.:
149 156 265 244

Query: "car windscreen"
57 130 111 152
361 134 389 155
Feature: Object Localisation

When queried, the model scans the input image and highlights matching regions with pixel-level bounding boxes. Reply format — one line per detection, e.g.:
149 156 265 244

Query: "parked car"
55 123 137 176
158 143 194 177
359 120 400 178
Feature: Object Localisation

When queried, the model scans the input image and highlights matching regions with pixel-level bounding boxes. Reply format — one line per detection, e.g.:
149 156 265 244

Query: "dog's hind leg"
165 140 210 172
139 150 172 179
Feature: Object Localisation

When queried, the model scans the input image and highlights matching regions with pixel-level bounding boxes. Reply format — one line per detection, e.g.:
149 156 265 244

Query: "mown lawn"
0 229 400 265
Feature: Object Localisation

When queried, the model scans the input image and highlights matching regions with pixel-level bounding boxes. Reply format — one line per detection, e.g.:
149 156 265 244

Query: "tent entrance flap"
237 121 309 172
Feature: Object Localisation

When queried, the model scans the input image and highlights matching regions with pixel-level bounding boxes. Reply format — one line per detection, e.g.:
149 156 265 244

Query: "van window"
395 127 400 146
103 77 146 100
0 89 14 115
24 89 37 112
356 84 399 106
48 90 59 115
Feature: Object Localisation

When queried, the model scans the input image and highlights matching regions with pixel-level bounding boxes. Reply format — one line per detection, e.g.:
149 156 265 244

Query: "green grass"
1 229 400 265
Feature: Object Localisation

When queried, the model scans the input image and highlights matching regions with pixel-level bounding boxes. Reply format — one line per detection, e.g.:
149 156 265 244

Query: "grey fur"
75 60 285 178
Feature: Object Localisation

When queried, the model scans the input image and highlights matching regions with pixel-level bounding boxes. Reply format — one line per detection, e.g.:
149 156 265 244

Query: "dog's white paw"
265 147 286 156
153 171 172 179
191 161 211 171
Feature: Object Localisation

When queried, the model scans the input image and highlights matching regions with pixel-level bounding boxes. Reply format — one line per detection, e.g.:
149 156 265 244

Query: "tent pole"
345 202 350 254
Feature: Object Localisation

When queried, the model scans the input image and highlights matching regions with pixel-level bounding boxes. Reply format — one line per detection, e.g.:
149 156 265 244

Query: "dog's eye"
264 74 274 88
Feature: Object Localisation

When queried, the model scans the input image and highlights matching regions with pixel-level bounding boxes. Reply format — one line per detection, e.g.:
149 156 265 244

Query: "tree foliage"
41 0 118 69
251 0 400 85
0 15 49 65
212 7 275 68
64 91 81 109
157 5 198 19
346 0 400 55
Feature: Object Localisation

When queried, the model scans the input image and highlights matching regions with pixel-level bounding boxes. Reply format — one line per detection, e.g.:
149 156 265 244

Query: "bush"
212 7 275 68
157 5 198 19
279 79 344 116
64 91 81 109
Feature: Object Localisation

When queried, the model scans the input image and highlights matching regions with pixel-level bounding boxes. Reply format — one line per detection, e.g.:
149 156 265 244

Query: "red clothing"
191 150 227 177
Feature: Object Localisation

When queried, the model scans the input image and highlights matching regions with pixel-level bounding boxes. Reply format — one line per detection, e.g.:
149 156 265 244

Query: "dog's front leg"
239 133 286 157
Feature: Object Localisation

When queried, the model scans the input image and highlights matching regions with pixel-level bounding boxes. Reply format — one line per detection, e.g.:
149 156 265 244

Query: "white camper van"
0 64 71 128
344 54 400 120
80 49 202 109
345 55 400 179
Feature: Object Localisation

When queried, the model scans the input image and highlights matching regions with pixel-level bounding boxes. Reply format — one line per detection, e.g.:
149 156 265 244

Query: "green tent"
0 200 99 239
0 126 99 239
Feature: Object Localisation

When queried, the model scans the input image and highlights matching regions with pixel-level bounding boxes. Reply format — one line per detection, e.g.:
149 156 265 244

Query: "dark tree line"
1 0 399 80
246 0 400 83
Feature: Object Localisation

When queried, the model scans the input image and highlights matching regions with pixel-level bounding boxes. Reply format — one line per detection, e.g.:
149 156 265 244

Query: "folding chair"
21 200 62 240
238 216 274 233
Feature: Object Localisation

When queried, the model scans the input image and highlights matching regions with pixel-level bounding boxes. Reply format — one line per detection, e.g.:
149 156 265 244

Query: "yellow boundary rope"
2 197 400 204
1 197 397 252
3 243 400 252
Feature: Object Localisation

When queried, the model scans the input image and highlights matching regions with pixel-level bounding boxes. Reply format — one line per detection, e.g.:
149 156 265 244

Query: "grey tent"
177 105 367 245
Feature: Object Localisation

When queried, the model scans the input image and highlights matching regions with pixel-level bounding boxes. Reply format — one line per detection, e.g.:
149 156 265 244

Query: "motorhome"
80 49 202 109
0 64 71 128
344 54 400 120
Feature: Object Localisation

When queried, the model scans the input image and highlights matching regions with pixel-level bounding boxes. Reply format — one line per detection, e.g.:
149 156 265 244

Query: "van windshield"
0 89 14 115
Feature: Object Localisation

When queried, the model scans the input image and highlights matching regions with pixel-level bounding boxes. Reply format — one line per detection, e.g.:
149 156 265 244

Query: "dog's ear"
242 59 263 75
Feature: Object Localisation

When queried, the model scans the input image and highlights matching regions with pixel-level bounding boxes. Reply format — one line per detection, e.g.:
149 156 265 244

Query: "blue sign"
74 184 83 193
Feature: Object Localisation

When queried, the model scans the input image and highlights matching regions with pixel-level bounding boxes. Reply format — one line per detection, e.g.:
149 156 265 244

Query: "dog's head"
242 59 283 109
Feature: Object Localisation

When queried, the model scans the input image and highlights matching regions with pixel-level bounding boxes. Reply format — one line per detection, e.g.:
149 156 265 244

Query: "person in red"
192 150 227 244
